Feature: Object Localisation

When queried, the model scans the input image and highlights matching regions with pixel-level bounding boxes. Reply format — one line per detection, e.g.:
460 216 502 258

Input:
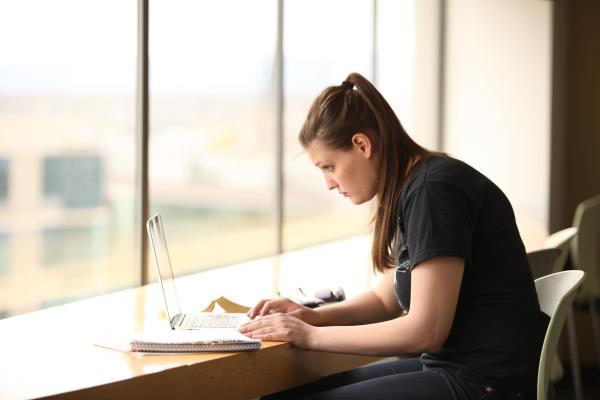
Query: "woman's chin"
349 193 376 205
349 196 364 205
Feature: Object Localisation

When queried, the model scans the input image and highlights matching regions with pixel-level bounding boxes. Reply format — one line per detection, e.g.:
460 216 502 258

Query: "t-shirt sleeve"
402 182 475 268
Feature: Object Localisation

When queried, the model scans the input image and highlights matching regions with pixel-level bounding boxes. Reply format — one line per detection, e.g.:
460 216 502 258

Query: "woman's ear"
352 133 373 159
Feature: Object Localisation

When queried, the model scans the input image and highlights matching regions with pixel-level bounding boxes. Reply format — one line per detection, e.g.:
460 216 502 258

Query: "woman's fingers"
247 299 267 318
248 298 297 319
248 332 279 341
247 297 316 324
240 313 284 337
240 312 280 331
257 300 276 317
242 321 288 342
239 313 314 348
247 299 270 318
248 299 280 318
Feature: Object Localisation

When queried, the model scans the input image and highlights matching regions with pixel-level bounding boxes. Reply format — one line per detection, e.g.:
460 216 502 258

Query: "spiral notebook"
95 328 261 353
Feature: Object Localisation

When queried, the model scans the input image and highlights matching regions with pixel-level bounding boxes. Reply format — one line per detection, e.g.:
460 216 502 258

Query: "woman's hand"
238 313 318 349
247 298 321 325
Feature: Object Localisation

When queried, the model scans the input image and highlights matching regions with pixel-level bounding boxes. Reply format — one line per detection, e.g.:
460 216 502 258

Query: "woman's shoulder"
401 155 495 205
408 155 482 187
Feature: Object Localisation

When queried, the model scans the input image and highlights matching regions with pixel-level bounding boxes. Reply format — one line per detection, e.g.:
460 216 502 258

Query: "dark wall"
550 0 600 231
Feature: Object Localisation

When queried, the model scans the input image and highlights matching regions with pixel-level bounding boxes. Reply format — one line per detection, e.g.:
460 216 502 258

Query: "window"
0 158 8 203
0 0 137 316
149 0 278 277
0 0 438 317
0 233 8 276
43 156 103 208
376 0 440 150
42 225 107 267
283 0 375 251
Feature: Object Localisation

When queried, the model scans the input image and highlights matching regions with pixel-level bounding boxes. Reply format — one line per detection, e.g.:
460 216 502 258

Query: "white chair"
543 228 582 400
544 227 577 275
528 249 561 280
570 194 600 369
572 194 600 303
536 270 585 400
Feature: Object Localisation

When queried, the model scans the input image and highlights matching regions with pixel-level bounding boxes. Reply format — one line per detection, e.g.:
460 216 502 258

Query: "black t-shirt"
394 156 549 397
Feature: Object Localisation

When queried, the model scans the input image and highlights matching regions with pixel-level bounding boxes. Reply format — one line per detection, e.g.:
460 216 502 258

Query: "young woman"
238 73 549 400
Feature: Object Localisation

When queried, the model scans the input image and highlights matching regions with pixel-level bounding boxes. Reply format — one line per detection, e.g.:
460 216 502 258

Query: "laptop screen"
146 213 182 323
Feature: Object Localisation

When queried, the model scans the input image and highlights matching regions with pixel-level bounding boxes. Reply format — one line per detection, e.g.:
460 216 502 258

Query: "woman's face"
306 134 378 205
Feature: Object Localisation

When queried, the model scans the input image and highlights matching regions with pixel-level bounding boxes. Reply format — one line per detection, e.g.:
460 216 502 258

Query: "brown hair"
299 72 438 272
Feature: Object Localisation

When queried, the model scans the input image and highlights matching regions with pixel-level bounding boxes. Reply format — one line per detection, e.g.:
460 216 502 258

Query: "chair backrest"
536 270 585 400
527 249 561 280
571 194 600 300
543 227 577 274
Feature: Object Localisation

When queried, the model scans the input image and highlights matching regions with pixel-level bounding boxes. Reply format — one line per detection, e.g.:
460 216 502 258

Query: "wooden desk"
0 236 381 399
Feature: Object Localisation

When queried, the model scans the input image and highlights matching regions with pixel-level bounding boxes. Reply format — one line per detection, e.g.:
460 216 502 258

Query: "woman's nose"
326 177 337 191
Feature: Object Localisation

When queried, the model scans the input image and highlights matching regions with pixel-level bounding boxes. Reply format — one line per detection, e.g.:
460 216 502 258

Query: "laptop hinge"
171 313 185 329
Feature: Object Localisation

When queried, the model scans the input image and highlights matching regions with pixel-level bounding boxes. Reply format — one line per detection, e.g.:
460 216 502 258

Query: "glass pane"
283 0 374 251
377 0 416 141
377 0 439 150
0 0 137 317
149 0 277 278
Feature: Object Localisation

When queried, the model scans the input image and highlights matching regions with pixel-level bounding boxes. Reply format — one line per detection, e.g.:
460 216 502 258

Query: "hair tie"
341 80 354 91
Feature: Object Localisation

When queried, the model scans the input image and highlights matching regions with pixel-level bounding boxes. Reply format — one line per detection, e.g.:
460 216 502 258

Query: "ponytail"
300 72 438 272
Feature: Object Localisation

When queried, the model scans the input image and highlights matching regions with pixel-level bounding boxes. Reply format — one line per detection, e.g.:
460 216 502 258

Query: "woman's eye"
324 165 334 173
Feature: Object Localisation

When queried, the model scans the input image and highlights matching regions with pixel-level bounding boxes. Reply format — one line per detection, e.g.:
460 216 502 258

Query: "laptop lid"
146 213 182 326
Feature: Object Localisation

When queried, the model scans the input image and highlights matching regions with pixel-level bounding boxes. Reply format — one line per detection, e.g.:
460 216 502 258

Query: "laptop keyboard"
183 314 240 329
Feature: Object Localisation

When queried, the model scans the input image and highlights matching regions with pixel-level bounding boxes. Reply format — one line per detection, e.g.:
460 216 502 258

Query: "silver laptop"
146 213 249 330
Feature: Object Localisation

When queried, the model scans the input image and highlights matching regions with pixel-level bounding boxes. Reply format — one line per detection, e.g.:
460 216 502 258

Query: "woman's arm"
247 268 402 326
240 257 464 356
311 267 402 325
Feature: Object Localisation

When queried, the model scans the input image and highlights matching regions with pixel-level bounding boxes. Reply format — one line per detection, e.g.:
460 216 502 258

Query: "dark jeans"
262 358 508 400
